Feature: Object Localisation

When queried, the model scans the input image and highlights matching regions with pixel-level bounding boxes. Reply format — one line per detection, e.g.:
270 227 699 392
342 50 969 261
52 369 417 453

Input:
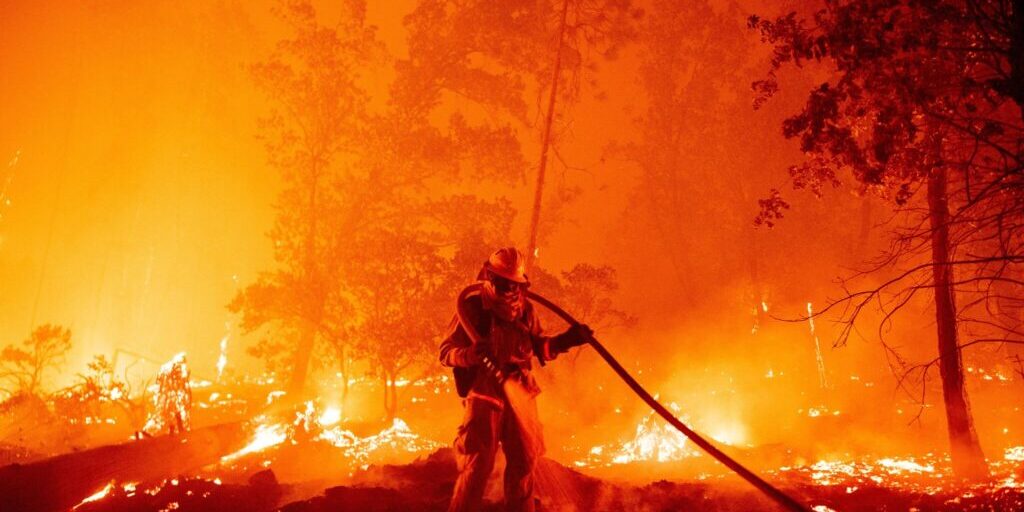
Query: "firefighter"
440 247 592 512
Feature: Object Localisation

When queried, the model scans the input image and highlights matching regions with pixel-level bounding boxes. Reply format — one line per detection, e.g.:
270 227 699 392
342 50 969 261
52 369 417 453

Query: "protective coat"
439 294 557 512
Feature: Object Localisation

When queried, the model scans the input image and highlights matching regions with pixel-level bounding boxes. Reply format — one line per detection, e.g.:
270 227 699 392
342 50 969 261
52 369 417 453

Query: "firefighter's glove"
502 362 525 380
551 323 593 354
472 341 494 365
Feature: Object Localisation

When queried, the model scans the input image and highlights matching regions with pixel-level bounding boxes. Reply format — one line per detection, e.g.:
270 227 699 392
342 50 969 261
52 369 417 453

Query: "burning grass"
3 351 1024 511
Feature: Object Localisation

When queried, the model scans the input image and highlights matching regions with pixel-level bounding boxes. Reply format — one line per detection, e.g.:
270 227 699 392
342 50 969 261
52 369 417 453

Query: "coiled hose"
456 284 811 512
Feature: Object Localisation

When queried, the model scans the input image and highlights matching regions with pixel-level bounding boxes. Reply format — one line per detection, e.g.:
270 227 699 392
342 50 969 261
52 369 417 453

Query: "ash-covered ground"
58 446 1024 512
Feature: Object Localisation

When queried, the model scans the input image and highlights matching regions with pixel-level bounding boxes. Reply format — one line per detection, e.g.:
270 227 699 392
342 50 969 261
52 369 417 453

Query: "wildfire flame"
777 448 1024 496
807 302 828 389
220 400 440 470
73 482 114 509
221 421 289 463
318 406 342 427
216 327 229 382
577 404 699 467
317 417 442 467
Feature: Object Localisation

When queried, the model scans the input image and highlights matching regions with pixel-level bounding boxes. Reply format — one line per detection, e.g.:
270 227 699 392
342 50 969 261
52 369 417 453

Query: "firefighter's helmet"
483 247 529 284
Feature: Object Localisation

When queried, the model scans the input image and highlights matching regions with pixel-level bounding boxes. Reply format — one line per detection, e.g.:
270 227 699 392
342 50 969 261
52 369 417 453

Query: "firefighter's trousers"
448 394 543 512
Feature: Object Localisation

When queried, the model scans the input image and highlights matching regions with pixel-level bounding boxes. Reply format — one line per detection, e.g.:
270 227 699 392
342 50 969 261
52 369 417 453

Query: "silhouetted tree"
399 0 641 262
231 0 381 394
0 324 72 398
523 0 643 264
53 355 150 434
346 227 447 421
623 0 813 329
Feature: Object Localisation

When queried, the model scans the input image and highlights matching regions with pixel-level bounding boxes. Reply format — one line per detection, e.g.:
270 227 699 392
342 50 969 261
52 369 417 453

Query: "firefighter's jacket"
439 294 558 405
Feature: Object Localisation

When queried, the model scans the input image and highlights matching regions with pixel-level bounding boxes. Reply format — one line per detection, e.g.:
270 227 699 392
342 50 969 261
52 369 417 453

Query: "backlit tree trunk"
288 166 322 394
927 167 988 479
289 328 316 394
339 349 350 409
525 0 569 267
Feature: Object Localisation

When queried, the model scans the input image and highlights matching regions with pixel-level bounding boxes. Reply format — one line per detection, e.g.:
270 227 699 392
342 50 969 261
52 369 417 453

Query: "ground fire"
3 0 1024 511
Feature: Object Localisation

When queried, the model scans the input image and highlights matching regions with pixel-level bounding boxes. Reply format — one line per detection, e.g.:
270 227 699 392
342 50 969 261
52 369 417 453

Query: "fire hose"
456 283 811 512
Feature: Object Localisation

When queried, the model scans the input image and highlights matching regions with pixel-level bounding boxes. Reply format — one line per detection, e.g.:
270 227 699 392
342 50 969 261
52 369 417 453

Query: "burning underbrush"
213 399 443 482
66 445 1024 512
49 393 1024 512
3 349 1024 511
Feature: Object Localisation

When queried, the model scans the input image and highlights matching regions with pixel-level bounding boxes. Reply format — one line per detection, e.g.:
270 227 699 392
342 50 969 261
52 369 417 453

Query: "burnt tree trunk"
289 327 316 394
288 161 323 394
927 167 988 479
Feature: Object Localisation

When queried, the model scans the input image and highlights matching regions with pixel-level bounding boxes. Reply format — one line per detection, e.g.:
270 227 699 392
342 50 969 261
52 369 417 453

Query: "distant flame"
318 406 342 427
807 302 828 388
216 328 229 382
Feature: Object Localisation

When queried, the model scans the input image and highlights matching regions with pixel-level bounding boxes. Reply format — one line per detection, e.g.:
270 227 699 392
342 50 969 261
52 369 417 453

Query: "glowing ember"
318 417 442 465
776 451 1024 498
142 352 193 436
804 406 841 418
265 390 286 405
1006 446 1024 462
878 458 934 474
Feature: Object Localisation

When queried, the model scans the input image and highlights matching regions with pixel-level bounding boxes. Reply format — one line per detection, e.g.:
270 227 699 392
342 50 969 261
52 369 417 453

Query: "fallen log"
0 421 247 512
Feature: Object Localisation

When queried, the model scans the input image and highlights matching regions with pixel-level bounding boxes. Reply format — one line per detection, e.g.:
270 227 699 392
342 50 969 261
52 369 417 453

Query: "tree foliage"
751 0 1024 360
230 0 382 390
230 0 637 420
750 0 1024 478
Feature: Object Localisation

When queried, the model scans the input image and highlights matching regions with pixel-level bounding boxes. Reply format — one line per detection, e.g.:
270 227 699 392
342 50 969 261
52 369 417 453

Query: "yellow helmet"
483 247 529 284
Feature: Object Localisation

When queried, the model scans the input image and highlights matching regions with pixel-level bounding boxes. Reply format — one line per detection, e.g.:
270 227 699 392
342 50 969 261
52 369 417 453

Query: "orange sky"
0 0 884 385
